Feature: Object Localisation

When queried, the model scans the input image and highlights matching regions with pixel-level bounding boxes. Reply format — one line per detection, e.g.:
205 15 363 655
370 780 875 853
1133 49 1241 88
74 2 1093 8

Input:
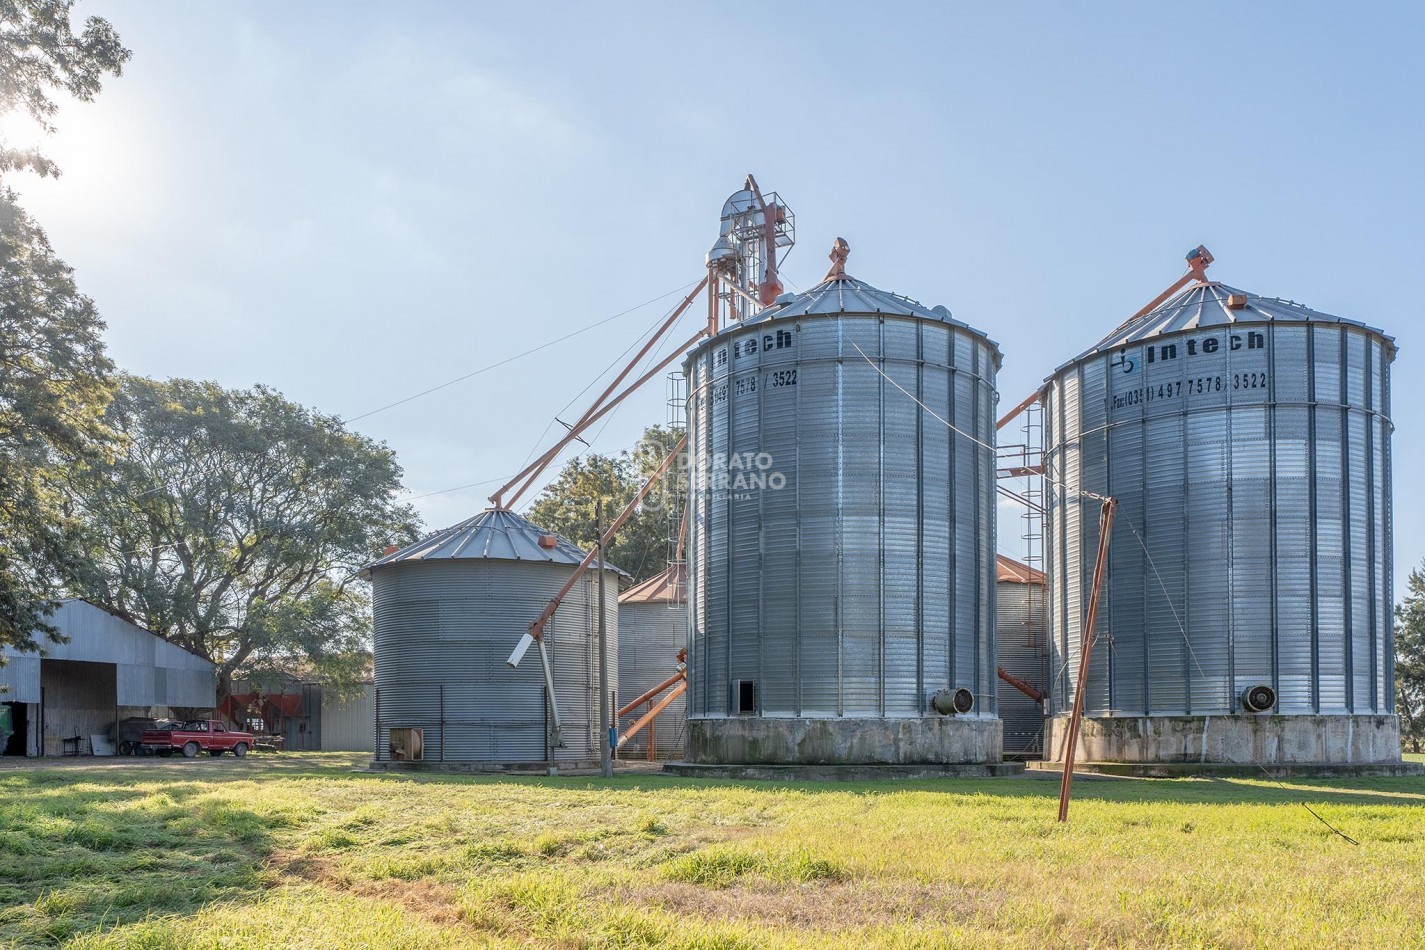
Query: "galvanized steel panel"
685 288 1001 728
617 600 687 758
1045 312 1393 721
371 557 618 764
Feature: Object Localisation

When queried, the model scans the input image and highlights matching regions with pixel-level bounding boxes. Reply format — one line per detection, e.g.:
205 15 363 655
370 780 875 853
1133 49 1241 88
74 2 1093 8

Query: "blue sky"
10 1 1424 591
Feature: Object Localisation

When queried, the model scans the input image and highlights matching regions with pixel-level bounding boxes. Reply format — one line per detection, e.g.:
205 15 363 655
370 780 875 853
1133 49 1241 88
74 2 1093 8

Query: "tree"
0 1 128 648
0 193 113 649
1396 562 1425 754
527 425 684 583
66 376 421 707
0 1 131 178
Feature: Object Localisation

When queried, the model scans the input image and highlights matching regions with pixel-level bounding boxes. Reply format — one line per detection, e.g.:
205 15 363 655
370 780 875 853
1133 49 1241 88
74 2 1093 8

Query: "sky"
8 1 1425 592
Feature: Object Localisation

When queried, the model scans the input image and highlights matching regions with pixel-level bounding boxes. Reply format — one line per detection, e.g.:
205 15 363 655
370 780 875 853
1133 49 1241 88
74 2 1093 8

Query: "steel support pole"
597 499 613 779
1058 496 1117 823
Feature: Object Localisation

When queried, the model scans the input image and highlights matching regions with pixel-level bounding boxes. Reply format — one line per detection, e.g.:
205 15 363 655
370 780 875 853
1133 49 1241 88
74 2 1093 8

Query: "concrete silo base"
684 716 1002 766
1045 714 1410 768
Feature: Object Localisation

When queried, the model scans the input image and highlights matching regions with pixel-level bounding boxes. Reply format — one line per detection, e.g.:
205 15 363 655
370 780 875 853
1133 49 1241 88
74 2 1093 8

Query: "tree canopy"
0 192 113 649
527 425 684 582
0 0 127 648
0 0 131 178
66 376 421 701
1395 562 1425 754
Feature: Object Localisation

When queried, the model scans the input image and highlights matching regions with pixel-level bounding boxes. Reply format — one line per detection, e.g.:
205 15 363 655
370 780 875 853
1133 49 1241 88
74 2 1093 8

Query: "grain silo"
995 555 1048 759
362 508 622 769
682 242 1004 766
616 563 687 759
1043 262 1401 765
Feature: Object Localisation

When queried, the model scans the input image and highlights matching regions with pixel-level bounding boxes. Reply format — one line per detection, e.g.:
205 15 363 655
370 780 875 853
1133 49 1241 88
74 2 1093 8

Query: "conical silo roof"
732 271 1001 366
1061 281 1395 371
360 508 628 578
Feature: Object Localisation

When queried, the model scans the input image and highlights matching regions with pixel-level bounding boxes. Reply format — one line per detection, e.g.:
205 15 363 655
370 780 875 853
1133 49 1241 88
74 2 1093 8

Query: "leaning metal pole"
596 499 613 779
1058 495 1118 823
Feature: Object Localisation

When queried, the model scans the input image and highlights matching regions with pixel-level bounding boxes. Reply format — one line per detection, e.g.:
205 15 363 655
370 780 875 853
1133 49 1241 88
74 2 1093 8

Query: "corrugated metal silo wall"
1044 321 1392 716
617 601 687 758
996 579 1046 757
372 560 618 764
686 313 999 720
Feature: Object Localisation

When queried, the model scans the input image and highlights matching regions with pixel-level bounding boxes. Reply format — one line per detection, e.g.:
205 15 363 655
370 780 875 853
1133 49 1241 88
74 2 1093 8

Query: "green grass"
0 754 1422 948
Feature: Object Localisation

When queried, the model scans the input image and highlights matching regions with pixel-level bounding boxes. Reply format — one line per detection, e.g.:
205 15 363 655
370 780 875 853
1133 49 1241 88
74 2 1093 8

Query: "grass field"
1 754 1423 948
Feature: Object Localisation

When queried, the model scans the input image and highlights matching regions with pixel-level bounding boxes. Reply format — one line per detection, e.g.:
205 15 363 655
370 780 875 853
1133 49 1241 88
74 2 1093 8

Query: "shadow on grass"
0 768 283 945
338 761 1425 810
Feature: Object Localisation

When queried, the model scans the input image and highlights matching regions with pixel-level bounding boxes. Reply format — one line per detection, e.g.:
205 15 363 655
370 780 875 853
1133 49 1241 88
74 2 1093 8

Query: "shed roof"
996 554 1045 585
0 600 215 707
360 508 628 578
618 563 686 605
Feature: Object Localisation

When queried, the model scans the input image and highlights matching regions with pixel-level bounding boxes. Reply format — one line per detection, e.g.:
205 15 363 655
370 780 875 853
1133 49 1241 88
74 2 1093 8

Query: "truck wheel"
182 741 199 758
119 741 134 756
208 749 224 757
233 743 249 758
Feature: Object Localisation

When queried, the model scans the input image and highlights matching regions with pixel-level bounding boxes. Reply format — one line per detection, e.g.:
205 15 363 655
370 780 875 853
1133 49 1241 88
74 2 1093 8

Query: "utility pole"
596 498 613 779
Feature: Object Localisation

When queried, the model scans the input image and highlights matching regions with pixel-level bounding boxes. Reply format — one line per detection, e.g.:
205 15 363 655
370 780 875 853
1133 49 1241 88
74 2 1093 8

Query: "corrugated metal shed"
0 600 214 708
995 555 1046 758
1066 282 1396 366
618 564 687 759
361 508 628 577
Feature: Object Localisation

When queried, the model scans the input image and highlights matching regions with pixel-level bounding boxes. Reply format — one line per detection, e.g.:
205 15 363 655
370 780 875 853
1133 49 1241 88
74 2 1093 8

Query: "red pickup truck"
140 719 253 758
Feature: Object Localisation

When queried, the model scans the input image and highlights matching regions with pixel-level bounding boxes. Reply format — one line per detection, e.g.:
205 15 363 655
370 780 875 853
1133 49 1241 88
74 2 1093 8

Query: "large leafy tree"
0 0 128 649
67 376 421 705
527 425 684 583
1396 562 1425 754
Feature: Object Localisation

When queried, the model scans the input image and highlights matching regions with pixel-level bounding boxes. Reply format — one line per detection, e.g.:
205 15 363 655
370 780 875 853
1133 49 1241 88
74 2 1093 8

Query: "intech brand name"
1114 330 1266 374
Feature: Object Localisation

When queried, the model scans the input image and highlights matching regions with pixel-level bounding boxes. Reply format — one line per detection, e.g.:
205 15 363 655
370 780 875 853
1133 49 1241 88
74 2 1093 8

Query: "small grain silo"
362 508 622 769
1043 267 1401 765
995 555 1048 759
617 563 687 759
682 244 1003 766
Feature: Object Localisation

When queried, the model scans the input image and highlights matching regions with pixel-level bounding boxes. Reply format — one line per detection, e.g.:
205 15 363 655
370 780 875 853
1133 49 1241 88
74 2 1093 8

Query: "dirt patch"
611 878 1005 930
269 850 470 930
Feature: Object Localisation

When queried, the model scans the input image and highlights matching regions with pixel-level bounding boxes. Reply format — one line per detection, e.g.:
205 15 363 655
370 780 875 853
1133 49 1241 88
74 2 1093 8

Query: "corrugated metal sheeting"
367 509 621 765
685 272 1002 723
319 685 375 752
1044 283 1395 718
995 556 1046 758
0 600 214 709
618 565 687 759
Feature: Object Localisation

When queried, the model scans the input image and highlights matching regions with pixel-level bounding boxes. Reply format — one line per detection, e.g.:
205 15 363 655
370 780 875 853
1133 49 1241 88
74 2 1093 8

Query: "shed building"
995 555 1047 759
1043 280 1400 764
0 600 215 756
617 564 687 759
